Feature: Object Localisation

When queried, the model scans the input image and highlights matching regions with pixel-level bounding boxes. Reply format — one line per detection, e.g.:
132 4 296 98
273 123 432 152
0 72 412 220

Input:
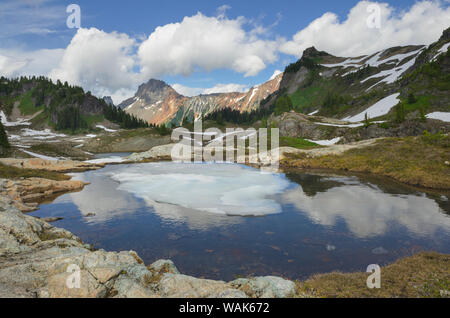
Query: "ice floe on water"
343 93 400 122
107 162 291 216
426 112 450 122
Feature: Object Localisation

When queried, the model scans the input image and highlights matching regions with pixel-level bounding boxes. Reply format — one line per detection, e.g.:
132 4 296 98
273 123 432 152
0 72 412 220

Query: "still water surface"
31 161 450 281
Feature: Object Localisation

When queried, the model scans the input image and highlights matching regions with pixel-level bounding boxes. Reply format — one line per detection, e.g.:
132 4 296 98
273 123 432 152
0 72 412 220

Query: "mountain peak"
302 47 329 59
137 79 175 95
134 78 181 102
439 26 450 42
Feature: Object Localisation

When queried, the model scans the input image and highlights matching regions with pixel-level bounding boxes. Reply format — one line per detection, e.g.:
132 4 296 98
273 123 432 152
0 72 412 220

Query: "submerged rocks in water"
0 193 297 298
372 247 389 255
39 217 63 223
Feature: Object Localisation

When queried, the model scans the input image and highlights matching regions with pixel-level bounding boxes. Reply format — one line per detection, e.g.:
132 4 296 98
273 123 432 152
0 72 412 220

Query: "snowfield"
426 112 450 122
21 128 66 138
306 137 342 146
343 93 400 122
0 111 31 127
86 157 127 164
432 43 450 61
96 125 117 132
20 150 59 161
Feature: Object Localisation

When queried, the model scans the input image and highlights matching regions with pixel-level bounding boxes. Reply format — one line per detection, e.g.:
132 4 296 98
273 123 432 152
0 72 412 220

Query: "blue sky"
0 0 449 102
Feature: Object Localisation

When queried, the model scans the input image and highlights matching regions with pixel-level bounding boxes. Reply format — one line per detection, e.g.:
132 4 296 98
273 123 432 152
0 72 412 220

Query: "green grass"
0 162 70 181
0 96 17 116
18 90 44 116
290 85 322 112
295 252 450 298
82 114 105 127
280 137 321 149
284 134 450 189
403 95 431 112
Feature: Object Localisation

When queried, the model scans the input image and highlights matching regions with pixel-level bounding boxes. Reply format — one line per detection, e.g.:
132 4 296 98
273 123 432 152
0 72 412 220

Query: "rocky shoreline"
0 193 298 298
0 157 300 298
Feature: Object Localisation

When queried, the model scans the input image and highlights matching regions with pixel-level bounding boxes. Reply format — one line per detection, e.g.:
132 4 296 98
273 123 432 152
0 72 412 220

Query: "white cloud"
138 12 280 78
1 1 448 103
0 48 64 77
48 27 141 96
172 83 249 97
203 83 249 94
280 0 450 58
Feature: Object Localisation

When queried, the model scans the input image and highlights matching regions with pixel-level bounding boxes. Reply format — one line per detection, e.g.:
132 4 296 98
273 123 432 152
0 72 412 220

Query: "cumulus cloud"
138 12 280 78
48 28 141 95
203 83 249 94
0 48 64 77
172 83 249 97
1 1 449 103
280 0 450 57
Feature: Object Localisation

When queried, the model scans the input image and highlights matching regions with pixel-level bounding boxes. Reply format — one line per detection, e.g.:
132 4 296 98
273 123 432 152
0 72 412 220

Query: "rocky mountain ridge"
119 74 283 126
266 26 450 121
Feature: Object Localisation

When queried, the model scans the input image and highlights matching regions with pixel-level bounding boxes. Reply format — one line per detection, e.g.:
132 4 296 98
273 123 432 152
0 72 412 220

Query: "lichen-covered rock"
231 276 296 298
127 144 176 161
148 259 180 275
157 274 244 298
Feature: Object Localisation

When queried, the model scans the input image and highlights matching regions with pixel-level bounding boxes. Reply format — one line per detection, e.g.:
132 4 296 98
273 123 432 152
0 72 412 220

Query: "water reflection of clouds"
65 164 450 237
282 184 450 238
68 172 143 224
144 200 243 231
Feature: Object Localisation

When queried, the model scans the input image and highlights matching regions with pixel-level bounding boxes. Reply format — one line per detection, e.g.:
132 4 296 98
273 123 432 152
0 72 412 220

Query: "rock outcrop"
0 194 297 298
0 158 104 172
0 178 88 212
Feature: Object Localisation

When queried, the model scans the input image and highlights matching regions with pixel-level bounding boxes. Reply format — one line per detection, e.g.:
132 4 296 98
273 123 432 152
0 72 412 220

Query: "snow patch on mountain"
343 93 400 122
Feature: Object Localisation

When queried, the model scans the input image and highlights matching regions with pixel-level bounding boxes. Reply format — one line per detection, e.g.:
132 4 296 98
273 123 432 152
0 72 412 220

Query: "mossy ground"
283 134 450 189
295 252 449 298
280 136 321 149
